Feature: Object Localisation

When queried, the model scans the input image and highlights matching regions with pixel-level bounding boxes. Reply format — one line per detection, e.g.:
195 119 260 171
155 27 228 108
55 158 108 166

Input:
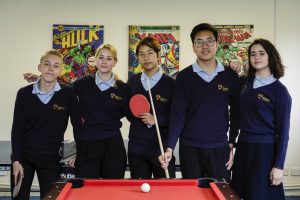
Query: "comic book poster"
129 25 180 79
53 24 104 83
214 25 254 76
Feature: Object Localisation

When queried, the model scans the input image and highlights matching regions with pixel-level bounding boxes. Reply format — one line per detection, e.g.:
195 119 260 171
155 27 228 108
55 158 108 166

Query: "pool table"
43 178 240 200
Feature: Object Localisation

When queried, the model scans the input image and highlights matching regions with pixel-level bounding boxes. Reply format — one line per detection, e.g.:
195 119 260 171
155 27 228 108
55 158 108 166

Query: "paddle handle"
146 78 170 178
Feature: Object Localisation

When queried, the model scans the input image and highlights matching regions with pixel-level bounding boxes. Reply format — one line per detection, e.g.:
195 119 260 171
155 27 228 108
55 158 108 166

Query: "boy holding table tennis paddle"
11 50 79 199
127 37 176 178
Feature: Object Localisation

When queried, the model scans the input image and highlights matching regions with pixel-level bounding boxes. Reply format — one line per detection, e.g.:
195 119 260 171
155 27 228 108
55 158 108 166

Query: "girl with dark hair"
231 38 292 200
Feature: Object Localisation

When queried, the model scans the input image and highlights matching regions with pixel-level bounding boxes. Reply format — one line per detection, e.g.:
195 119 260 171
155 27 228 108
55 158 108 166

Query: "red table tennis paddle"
13 172 23 198
129 94 150 117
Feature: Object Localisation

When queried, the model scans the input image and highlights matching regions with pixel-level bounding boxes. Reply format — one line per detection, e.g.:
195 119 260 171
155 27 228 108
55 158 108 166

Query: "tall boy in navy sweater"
159 23 240 181
11 50 79 200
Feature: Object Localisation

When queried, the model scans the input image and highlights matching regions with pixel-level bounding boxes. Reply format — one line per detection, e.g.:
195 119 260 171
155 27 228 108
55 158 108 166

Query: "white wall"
0 0 299 192
0 0 278 138
275 0 300 192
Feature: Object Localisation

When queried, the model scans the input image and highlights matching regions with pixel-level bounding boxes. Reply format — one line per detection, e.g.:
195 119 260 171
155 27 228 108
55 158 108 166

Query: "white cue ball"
141 183 151 193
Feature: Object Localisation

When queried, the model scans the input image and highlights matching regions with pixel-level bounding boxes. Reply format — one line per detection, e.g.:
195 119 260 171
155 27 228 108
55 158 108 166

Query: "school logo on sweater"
257 93 270 103
155 95 168 103
53 104 65 111
111 93 123 100
217 84 229 92
80 117 85 125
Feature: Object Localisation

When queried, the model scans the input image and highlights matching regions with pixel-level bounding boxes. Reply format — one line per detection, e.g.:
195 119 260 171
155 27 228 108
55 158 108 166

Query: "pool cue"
146 78 170 178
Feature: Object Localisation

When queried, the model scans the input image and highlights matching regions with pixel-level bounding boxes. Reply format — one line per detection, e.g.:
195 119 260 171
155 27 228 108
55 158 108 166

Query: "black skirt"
231 142 285 200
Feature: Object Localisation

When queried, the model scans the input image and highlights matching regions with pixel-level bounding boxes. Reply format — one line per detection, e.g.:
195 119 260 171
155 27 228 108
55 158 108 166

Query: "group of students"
11 23 292 200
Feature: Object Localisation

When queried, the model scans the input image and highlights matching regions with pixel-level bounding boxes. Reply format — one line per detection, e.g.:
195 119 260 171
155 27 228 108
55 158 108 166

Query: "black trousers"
179 144 231 181
128 151 176 179
11 152 61 200
75 136 127 178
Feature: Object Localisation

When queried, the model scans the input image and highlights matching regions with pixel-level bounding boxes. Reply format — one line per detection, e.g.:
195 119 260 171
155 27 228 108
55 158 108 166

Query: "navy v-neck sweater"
167 65 240 149
72 75 130 141
239 79 292 168
127 73 175 155
11 84 79 162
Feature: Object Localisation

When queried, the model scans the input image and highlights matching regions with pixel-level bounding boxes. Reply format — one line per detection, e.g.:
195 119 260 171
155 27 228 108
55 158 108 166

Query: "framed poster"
53 24 104 82
129 25 180 79
214 25 254 76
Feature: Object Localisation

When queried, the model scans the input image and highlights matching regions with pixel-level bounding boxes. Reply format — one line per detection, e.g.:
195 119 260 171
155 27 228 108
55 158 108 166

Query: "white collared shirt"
140 70 163 91
192 59 225 82
32 78 61 104
95 72 115 91
253 74 276 89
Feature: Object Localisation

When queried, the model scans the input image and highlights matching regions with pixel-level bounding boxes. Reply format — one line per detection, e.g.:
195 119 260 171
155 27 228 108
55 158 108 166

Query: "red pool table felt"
44 179 240 200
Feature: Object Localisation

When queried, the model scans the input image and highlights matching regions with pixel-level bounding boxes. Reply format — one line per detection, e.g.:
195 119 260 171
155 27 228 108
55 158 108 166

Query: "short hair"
247 38 285 79
136 37 161 56
95 44 118 62
40 49 63 63
190 23 218 43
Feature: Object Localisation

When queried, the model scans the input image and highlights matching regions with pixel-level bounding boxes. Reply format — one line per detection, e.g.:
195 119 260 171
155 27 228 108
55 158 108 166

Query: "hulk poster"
53 24 104 83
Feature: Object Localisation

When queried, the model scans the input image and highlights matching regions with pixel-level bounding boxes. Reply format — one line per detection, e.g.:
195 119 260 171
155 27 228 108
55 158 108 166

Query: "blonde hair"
95 44 121 84
95 44 118 62
40 49 63 64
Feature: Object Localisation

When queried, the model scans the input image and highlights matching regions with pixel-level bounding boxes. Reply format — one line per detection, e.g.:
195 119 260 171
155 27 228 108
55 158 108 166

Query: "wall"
0 0 278 138
275 0 300 194
0 0 299 194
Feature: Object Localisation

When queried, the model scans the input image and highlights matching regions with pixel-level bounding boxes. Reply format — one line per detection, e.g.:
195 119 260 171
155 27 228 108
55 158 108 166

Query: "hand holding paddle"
140 113 155 125
13 172 23 198
12 161 24 198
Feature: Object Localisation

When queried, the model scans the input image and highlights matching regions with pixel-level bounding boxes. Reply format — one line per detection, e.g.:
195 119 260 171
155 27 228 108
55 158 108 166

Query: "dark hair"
136 37 161 56
247 38 285 79
190 23 218 43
